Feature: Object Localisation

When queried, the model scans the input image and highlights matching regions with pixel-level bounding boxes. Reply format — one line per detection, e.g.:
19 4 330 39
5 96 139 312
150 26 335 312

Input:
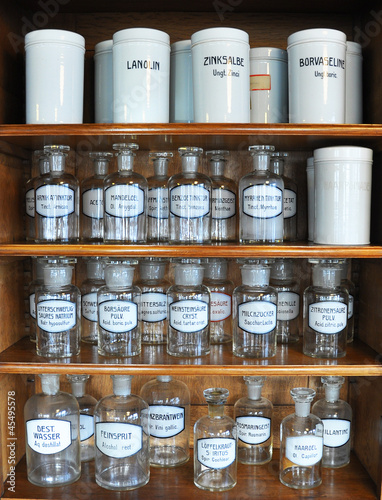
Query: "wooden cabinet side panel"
358 260 382 355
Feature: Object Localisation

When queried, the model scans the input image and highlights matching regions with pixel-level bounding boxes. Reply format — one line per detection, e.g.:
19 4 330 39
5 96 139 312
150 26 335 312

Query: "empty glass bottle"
81 258 105 344
26 150 49 241
28 257 46 342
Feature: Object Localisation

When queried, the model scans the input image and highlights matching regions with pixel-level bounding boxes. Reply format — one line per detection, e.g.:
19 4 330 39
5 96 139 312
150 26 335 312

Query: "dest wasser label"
308 301 347 335
80 414 94 442
29 293 36 319
82 292 98 322
149 405 185 438
286 436 323 466
170 185 210 219
284 188 297 218
99 300 138 333
96 422 143 459
82 188 104 219
277 292 300 321
238 301 277 334
242 185 282 219
35 185 75 218
26 188 35 217
197 438 236 469
210 292 232 322
236 416 271 445
27 419 72 455
169 299 209 333
212 188 236 220
147 187 168 219
140 292 167 323
322 419 351 448
105 184 145 218
37 299 77 333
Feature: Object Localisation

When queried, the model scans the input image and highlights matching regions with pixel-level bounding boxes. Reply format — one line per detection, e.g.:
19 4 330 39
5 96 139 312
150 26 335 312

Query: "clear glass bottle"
239 145 284 243
81 258 105 344
97 264 141 357
279 387 324 489
167 263 210 357
303 262 348 358
35 145 79 242
233 264 277 358
136 259 170 345
270 258 300 344
94 375 150 491
26 150 49 241
168 146 211 244
203 258 233 344
81 151 113 241
194 388 237 492
206 150 237 242
67 374 97 463
234 376 273 465
271 151 297 241
312 376 352 468
140 375 190 467
103 143 147 243
24 374 81 487
28 257 46 342
36 264 81 358
147 152 173 242
339 259 356 343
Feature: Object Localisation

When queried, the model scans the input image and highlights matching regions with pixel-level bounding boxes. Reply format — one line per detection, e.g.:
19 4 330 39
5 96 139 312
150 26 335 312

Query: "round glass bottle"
81 258 105 344
26 150 49 241
339 259 356 343
28 257 46 342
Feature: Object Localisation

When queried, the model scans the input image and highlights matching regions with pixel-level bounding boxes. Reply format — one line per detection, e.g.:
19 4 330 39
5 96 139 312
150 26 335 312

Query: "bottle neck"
94 161 108 176
271 159 284 175
295 401 311 417
247 385 262 400
210 162 225 177
325 385 340 403
71 381 86 398
252 154 270 171
118 155 134 171
208 404 225 418
154 159 169 177
41 374 60 395
181 156 199 173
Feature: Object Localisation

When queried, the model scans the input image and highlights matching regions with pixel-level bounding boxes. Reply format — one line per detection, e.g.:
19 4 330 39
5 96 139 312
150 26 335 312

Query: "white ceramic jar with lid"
170 40 194 123
94 40 113 123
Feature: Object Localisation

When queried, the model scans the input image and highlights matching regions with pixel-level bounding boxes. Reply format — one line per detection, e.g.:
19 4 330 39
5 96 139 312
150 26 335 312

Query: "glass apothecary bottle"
26 150 49 241
24 374 81 487
140 375 190 467
279 387 324 489
234 376 273 465
312 376 352 468
339 259 356 343
194 388 237 492
94 375 150 491
81 257 105 344
28 257 46 342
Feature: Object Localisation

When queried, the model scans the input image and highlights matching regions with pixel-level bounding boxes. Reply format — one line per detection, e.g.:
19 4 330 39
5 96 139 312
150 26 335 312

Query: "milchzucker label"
212 188 236 220
27 418 72 455
26 188 35 217
149 405 185 438
140 292 167 323
277 292 300 321
37 299 77 333
147 187 168 219
95 422 143 458
82 292 98 322
322 419 351 448
210 292 232 322
236 416 271 445
284 188 297 218
286 436 323 466
104 184 144 218
169 299 209 333
35 185 75 218
238 301 277 334
197 438 236 469
80 414 94 442
242 184 282 219
82 187 103 219
308 301 347 334
170 185 210 219
98 299 138 333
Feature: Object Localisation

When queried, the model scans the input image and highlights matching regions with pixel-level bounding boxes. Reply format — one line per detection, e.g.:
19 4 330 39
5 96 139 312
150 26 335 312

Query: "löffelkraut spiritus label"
80 414 95 442
277 292 300 321
210 292 232 322
82 188 104 219
95 422 143 458
104 185 145 218
27 419 72 455
169 299 209 333
170 185 210 219
322 419 351 448
286 436 323 466
82 292 98 322
308 301 347 334
147 187 169 219
212 188 236 220
242 185 283 219
197 438 236 469
37 299 76 333
140 292 167 323
98 300 138 333
284 188 297 218
35 185 75 217
149 405 185 438
236 416 271 445
238 301 277 334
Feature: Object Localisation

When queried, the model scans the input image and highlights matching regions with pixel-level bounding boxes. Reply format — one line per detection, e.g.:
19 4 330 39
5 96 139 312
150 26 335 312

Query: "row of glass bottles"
25 143 298 244
24 374 352 491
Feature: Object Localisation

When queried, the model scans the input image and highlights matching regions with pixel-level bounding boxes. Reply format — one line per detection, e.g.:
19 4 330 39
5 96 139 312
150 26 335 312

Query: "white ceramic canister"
287 28 347 123
113 28 170 123
25 29 85 124
314 146 373 245
170 40 194 123
345 41 363 124
306 156 314 242
249 47 288 123
191 27 250 123
94 40 113 123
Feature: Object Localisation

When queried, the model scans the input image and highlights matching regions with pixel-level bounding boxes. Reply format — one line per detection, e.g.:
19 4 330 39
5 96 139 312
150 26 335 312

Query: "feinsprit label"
148 187 168 219
96 422 143 458
238 301 277 334
348 295 354 319
242 185 283 219
29 293 36 319
322 419 351 448
27 419 72 455
80 414 94 442
99 300 138 333
82 188 103 219
212 188 236 220
277 292 300 321
26 188 35 217
308 301 347 334
37 299 76 333
169 299 209 333
149 405 185 438
236 416 271 445
285 436 323 466
35 185 75 217
82 292 98 322
170 185 210 219
140 292 167 323
104 185 144 218
210 292 232 322
284 188 297 218
197 438 236 469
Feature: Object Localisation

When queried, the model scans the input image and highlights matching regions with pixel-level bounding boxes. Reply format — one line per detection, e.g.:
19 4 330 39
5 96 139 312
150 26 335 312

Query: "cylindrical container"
191 27 250 123
306 157 314 242
94 40 113 123
345 41 363 124
25 29 85 124
314 146 373 245
113 28 170 123
250 47 288 123
287 29 346 123
170 40 194 123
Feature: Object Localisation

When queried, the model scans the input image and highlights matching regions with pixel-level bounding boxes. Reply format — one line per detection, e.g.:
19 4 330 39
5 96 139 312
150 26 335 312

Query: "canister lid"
113 27 170 46
314 145 373 162
171 40 191 53
287 28 346 47
249 47 287 61
346 41 362 55
95 39 113 55
191 27 249 46
25 29 85 49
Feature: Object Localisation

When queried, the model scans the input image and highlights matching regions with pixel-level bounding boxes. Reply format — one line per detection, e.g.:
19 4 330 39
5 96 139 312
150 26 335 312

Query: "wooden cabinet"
0 1 381 498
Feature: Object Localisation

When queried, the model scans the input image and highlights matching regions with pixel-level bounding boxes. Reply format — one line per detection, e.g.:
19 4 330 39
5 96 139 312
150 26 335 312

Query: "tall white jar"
94 40 113 123
345 41 363 124
170 40 194 123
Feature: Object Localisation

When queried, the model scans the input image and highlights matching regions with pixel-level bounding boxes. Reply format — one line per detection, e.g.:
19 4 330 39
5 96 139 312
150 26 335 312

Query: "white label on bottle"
29 293 36 319
348 295 354 319
80 414 94 442
284 188 297 218
308 301 347 334
322 419 351 448
35 185 75 217
236 416 271 445
37 299 77 332
95 422 143 458
277 292 300 321
98 300 138 333
26 188 35 217
210 292 232 322
242 185 283 219
212 188 236 220
197 438 236 469
238 301 277 334
140 292 167 323
149 405 185 438
169 299 209 333
170 185 210 219
82 292 98 322
26 418 72 455
82 188 103 219
104 185 144 218
148 187 168 219
285 436 323 466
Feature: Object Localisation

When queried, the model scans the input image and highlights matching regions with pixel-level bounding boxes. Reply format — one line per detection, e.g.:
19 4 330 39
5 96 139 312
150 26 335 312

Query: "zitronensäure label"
308 301 347 334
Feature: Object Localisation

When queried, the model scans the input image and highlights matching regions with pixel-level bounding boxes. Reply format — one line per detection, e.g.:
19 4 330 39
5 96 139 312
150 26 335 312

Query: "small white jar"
345 41 363 124
170 40 194 123
94 40 113 123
